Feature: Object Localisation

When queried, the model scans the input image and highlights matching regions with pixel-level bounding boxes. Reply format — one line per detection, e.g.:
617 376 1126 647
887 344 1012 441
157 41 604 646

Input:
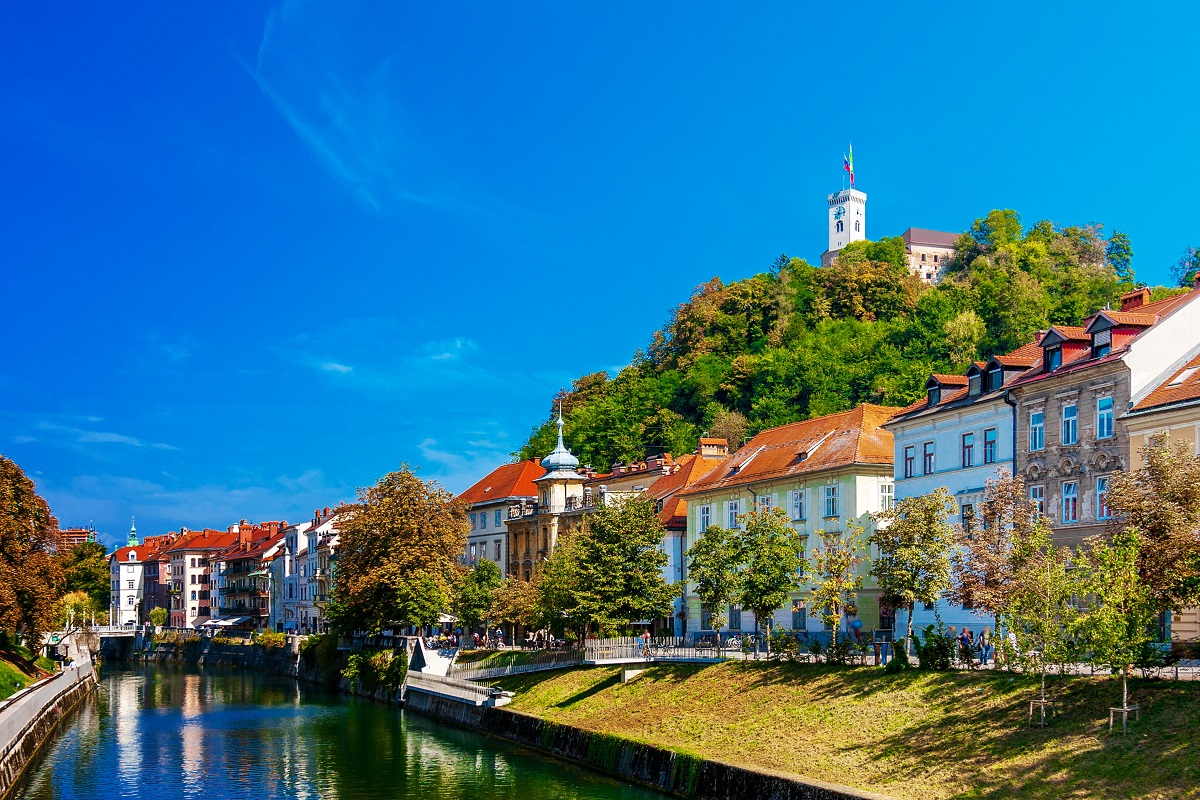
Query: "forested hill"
517 209 1185 468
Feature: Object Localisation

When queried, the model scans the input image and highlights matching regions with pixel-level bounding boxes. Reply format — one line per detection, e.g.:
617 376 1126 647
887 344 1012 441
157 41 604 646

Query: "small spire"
556 398 565 448
128 516 138 547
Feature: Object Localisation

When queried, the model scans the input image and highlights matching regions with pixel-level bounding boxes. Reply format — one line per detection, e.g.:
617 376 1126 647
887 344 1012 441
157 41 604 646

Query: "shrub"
301 633 342 683
257 630 286 649
769 629 798 660
884 638 911 673
913 625 955 670
211 634 236 645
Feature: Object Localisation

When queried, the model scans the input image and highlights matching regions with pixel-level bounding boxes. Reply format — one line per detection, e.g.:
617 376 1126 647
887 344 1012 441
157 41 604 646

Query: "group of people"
424 632 460 651
950 626 995 666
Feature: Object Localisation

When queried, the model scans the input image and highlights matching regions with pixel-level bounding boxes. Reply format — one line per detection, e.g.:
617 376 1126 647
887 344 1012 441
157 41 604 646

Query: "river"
12 665 662 800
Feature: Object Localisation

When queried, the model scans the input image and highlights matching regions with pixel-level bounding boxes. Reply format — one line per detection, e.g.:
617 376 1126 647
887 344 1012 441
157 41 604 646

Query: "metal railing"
449 647 585 680
405 671 497 703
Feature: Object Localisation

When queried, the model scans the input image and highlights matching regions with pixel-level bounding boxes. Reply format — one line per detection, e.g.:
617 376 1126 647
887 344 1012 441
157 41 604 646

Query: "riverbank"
0 660 95 799
493 661 1200 800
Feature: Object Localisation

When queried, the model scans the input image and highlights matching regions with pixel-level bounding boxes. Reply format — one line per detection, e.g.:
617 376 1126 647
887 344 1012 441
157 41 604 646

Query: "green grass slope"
499 662 1200 800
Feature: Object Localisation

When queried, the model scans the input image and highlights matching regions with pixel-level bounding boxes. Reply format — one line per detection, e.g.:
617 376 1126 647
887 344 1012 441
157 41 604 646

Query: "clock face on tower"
834 205 846 220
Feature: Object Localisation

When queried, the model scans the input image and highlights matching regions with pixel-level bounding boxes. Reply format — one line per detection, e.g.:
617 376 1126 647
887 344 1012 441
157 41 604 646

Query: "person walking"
979 627 992 666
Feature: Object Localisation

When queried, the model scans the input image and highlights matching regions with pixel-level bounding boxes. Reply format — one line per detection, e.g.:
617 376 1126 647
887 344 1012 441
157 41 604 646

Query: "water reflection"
14 665 658 800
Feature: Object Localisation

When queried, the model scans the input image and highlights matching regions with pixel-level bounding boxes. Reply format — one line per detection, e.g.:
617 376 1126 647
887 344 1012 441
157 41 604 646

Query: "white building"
459 459 544 574
109 520 145 626
298 508 337 634
679 405 900 640
883 341 1042 635
820 188 868 267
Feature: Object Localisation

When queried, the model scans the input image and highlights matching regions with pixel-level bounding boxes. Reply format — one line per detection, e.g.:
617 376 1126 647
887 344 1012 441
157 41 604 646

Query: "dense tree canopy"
0 456 64 645
519 210 1143 468
326 465 467 634
61 540 110 614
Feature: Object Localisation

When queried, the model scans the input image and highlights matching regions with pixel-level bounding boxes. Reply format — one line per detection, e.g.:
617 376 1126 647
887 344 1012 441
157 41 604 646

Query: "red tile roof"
1096 310 1158 327
993 341 1042 367
680 404 901 497
458 459 545 506
1131 351 1200 412
930 374 969 386
167 528 239 554
646 452 726 527
1042 325 1090 343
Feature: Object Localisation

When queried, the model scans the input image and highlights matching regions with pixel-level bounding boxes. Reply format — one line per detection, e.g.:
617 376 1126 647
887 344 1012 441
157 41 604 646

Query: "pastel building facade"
679 405 900 640
459 459 544 573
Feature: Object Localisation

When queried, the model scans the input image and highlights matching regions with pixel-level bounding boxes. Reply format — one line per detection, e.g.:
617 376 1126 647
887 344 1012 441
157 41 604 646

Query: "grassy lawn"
499 662 1200 800
0 642 55 701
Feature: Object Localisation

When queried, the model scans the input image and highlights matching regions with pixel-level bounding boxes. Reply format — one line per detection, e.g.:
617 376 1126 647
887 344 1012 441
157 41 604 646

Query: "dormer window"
1092 329 1111 358
928 386 941 406
1045 347 1062 371
967 374 981 396
987 365 1003 392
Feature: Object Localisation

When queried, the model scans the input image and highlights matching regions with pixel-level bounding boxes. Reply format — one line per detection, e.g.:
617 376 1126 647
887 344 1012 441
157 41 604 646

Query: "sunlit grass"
501 662 1200 800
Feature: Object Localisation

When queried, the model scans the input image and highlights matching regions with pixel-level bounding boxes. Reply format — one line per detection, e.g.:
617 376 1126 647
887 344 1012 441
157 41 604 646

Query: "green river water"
12 665 662 800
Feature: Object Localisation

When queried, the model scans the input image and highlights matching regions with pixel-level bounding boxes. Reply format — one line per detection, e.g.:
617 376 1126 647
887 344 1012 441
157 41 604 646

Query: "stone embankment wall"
0 662 96 800
404 692 892 800
136 638 408 706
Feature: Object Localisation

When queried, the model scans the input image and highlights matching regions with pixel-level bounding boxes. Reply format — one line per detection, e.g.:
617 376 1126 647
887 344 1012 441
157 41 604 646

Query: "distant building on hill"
57 526 96 551
817 164 959 284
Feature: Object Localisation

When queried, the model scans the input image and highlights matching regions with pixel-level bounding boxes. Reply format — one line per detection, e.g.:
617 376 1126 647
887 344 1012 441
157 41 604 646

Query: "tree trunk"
906 601 914 657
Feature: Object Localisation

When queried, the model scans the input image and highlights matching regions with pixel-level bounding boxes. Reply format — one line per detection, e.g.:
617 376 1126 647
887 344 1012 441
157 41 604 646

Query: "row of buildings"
458 278 1200 641
108 508 340 635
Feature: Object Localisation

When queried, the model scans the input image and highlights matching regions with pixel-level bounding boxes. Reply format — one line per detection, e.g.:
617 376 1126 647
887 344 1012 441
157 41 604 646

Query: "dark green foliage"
61 540 110 613
518 211 1147 467
912 624 955 671
884 639 911 673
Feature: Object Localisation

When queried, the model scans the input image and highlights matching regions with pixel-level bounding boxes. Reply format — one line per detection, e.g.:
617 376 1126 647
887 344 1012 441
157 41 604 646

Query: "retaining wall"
0 662 96 800
403 691 893 800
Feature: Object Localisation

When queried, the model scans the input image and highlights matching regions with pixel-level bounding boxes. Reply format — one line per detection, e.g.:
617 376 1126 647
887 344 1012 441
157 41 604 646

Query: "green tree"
736 508 806 658
0 456 64 646
686 523 742 656
453 559 502 632
534 533 588 635
1105 230 1135 284
1105 433 1200 615
326 465 467 635
943 311 985 367
1075 528 1158 727
808 521 866 639
951 472 1037 638
149 606 168 628
871 488 958 656
61 540 110 613
1173 245 1200 287
999 518 1079 725
572 496 674 634
708 408 748 449
489 576 541 633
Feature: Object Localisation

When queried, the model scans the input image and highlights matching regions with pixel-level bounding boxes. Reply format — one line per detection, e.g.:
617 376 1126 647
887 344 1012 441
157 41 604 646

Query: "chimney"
532 456 541 466
323 506 330 517
1120 287 1152 311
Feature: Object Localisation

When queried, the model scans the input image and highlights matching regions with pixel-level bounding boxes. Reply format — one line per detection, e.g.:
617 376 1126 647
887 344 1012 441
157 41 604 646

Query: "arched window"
835 220 844 233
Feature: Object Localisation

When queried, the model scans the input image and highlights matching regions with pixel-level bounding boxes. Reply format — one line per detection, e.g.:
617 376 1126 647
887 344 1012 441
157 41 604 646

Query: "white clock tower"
821 187 867 267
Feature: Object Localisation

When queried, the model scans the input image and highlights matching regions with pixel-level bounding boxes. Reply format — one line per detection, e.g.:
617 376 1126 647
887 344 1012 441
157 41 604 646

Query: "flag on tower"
843 145 855 187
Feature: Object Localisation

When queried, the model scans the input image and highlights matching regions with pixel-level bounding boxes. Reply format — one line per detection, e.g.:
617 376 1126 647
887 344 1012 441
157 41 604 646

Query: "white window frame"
759 495 772 511
880 482 895 511
700 505 711 532
1029 485 1045 517
726 499 741 528
791 490 806 521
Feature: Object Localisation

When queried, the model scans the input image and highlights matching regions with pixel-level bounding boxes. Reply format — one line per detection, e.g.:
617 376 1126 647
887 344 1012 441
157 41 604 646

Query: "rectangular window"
759 495 772 511
128 596 134 606
469 513 477 531
1062 404 1078 445
903 446 915 479
962 503 975 534
1030 485 1045 517
923 442 936 475
728 606 742 630
700 505 711 532
495 510 501 527
1062 482 1079 523
700 606 713 631
1030 412 1045 451
1097 477 1112 520
792 601 807 631
727 500 741 528
983 428 998 464
127 580 134 589
480 513 487 530
494 540 501 561
791 490 805 521
823 485 839 518
880 482 895 511
962 433 975 468
1046 347 1063 371
1097 397 1114 439
1093 329 1112 358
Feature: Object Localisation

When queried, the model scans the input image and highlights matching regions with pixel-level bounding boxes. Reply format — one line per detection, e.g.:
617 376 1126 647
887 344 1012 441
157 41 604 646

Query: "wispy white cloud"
321 362 353 373
33 420 176 451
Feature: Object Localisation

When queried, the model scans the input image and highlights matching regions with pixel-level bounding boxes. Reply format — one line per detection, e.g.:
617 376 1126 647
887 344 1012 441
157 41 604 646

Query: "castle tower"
821 187 867 267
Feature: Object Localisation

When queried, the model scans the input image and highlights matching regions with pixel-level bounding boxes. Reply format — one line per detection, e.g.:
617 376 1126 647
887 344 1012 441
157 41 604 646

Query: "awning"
438 613 457 624
283 621 297 631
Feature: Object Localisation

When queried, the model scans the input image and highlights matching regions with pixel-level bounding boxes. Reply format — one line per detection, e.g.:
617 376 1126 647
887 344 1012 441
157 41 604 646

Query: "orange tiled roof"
994 341 1042 367
930 374 969 386
1042 325 1090 343
167 528 239 554
1131 351 1200 412
680 404 901 497
646 452 725 527
1097 310 1159 327
458 459 545 506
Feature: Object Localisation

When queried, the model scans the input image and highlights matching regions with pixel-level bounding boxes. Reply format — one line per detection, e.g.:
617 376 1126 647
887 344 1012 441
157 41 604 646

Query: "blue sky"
3 3 1197 548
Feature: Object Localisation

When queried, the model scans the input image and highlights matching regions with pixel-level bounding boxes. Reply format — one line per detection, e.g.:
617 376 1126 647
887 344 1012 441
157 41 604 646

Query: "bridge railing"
405 671 497 704
449 647 584 680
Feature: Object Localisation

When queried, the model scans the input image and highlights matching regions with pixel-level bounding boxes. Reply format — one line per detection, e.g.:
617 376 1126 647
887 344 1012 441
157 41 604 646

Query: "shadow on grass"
552 672 622 708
